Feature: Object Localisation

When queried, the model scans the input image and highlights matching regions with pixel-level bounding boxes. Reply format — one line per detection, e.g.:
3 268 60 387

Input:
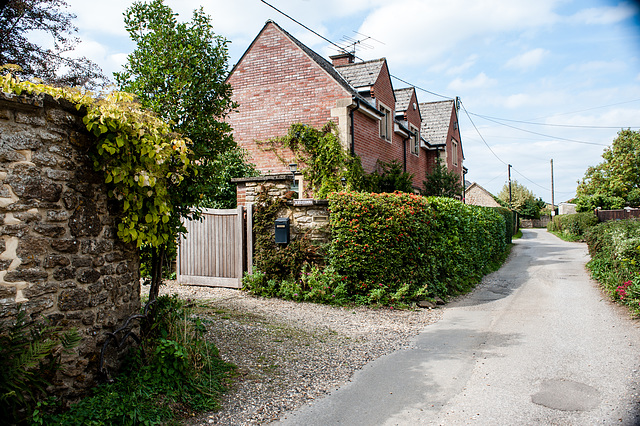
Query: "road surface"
276 229 640 425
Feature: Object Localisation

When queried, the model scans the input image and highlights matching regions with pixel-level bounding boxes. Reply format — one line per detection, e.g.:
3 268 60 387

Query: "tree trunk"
148 245 165 302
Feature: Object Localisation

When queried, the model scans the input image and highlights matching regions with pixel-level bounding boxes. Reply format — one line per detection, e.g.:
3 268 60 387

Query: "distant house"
227 20 464 195
465 182 501 207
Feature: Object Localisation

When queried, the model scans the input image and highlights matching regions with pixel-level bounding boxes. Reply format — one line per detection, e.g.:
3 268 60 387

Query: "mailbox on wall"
275 217 290 244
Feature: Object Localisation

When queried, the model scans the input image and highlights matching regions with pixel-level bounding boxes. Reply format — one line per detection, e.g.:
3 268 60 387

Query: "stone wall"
0 91 140 398
281 199 330 242
520 216 551 229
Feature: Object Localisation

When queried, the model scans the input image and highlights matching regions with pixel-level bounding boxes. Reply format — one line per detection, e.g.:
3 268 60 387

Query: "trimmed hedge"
584 219 640 315
327 192 506 303
547 211 598 239
493 207 516 244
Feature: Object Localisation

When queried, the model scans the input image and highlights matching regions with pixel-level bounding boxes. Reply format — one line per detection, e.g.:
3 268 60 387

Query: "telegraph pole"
508 164 512 206
550 159 555 216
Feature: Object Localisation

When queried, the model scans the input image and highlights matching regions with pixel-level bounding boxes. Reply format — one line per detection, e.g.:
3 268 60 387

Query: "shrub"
327 192 506 302
547 212 598 239
38 295 234 424
245 191 508 306
493 207 516 244
0 309 80 424
585 219 640 315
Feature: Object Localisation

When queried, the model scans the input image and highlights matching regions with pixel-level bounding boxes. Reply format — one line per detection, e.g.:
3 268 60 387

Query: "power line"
459 100 508 166
260 0 453 101
470 112 640 129
475 114 609 146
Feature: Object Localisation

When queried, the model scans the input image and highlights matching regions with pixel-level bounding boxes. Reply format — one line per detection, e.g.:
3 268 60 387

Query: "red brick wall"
404 90 424 189
228 22 351 173
442 106 464 183
353 61 404 175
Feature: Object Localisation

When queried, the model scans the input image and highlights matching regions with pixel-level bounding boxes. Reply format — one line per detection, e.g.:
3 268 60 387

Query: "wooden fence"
177 206 252 288
596 208 640 222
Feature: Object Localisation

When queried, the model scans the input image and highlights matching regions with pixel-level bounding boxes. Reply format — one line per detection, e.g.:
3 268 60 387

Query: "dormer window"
379 102 392 142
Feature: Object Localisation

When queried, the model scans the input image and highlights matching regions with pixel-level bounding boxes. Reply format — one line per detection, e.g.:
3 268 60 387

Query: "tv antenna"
338 31 384 56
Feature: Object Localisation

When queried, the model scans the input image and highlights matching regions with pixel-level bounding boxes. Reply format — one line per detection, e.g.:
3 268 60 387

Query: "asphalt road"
276 229 640 425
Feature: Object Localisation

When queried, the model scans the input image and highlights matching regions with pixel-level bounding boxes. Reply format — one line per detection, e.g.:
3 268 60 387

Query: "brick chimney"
330 52 355 66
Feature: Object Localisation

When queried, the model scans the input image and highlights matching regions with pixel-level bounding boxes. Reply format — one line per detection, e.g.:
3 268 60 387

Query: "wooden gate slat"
177 206 247 288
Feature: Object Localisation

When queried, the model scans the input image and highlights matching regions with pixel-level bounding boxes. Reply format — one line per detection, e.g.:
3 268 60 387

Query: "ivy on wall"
258 122 364 198
1 73 191 248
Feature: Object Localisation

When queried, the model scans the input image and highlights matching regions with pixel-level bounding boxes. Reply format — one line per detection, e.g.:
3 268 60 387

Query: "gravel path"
142 281 442 425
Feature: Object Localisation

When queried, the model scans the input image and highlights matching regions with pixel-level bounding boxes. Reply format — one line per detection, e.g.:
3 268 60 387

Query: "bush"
547 212 598 239
0 309 80 424
493 207 516 244
327 192 506 303
584 219 640 315
245 191 508 306
38 295 234 425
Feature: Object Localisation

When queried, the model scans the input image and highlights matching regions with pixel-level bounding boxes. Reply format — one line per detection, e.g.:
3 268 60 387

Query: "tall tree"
497 180 536 210
576 129 640 206
0 0 105 87
421 157 463 198
115 0 236 300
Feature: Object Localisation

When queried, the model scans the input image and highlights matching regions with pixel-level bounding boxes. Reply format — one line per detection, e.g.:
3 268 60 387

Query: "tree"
362 160 414 194
115 0 237 300
0 0 105 87
576 129 640 207
421 157 463 198
498 180 537 211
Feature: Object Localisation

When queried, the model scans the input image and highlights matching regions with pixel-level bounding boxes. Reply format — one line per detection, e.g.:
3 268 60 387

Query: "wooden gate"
177 206 253 288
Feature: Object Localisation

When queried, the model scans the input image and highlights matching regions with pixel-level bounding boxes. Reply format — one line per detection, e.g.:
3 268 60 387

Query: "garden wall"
0 91 140 397
520 216 551 228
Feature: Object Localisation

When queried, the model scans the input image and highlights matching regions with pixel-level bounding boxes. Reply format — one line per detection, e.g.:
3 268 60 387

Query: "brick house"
227 20 464 198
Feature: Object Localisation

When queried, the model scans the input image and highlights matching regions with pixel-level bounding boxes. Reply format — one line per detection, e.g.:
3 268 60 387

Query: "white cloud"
356 0 560 66
448 72 497 91
505 48 548 71
569 2 639 25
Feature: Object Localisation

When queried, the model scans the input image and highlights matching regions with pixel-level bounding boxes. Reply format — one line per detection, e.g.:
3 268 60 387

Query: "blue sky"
63 0 640 203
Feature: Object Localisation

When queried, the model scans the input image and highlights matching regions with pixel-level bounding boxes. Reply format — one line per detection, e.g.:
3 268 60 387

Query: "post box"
275 217 290 244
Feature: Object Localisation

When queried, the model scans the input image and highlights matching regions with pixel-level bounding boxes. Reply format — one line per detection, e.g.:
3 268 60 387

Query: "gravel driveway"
142 281 443 425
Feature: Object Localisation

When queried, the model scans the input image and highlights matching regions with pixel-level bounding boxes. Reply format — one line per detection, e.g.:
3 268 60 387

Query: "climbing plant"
259 122 364 198
1 73 192 250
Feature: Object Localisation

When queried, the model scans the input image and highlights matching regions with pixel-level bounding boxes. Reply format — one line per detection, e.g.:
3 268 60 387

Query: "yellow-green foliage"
1 73 191 247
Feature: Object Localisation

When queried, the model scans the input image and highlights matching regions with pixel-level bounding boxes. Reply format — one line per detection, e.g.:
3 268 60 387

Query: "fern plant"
0 308 80 423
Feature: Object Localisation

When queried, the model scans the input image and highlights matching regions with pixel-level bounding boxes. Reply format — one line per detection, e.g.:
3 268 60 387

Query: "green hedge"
326 192 506 303
547 212 598 239
245 191 508 305
584 219 640 315
493 207 516 244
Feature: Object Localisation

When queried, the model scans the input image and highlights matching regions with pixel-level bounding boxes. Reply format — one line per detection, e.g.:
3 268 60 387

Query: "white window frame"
379 102 392 142
410 124 420 156
451 138 458 166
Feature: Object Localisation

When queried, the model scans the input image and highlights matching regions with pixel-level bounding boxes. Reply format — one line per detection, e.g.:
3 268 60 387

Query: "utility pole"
508 164 512 207
550 159 555 216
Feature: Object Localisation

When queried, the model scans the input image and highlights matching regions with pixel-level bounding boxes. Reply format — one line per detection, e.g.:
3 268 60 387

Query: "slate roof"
419 100 455 146
394 87 415 113
335 59 385 89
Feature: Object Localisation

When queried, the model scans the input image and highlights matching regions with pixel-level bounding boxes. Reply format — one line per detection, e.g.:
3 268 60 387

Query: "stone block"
46 210 69 222
70 204 102 237
51 238 78 253
58 288 90 311
53 267 75 281
34 224 66 238
43 254 71 268
76 268 101 284
4 268 48 282
23 295 54 314
23 282 58 298
0 285 16 298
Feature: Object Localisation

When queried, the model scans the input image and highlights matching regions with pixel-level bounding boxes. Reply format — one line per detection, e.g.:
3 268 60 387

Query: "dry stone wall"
0 91 140 397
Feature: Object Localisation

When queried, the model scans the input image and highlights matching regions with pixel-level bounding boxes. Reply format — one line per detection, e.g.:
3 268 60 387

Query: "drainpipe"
402 135 408 173
350 98 360 156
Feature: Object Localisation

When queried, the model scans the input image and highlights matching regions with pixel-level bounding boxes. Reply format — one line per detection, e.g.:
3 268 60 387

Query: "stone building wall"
0 91 140 397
